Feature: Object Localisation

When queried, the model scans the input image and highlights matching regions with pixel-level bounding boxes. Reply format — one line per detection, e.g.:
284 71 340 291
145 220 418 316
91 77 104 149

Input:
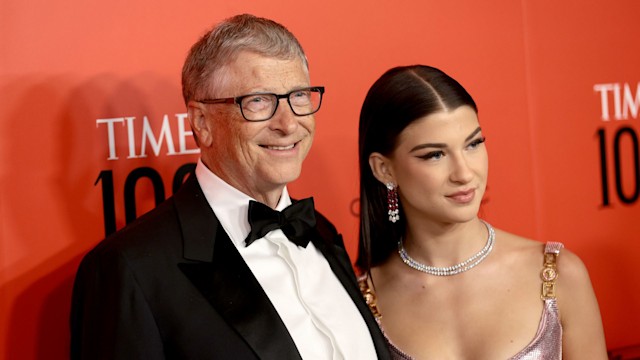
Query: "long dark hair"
357 65 478 272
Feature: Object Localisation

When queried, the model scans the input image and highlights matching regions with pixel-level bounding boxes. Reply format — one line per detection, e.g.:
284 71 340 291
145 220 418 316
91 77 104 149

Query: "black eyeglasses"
196 86 325 122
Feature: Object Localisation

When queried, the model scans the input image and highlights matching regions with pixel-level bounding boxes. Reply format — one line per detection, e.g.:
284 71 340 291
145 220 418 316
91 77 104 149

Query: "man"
70 14 390 359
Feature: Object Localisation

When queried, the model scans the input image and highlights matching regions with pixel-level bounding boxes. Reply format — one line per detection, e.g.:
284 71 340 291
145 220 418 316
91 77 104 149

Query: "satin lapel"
310 230 392 360
174 176 302 360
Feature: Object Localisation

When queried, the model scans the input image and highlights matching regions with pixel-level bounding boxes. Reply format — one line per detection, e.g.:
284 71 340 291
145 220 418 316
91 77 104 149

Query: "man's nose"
269 99 299 133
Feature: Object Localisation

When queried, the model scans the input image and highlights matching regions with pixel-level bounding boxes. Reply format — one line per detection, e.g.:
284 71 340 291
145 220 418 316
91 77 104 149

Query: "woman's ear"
368 152 395 185
187 101 212 147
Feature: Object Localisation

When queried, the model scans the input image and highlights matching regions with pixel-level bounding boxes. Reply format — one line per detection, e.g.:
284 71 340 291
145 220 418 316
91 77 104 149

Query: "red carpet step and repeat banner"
1 1 639 358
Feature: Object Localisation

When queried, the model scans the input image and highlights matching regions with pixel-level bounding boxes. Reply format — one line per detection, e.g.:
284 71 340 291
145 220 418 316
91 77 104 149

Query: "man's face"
191 51 315 203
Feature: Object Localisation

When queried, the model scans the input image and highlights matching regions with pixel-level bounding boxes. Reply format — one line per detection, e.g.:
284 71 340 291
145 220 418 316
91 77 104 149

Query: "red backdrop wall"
1 1 639 358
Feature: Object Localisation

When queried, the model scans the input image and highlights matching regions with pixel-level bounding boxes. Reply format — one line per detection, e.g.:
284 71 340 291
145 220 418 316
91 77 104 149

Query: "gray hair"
181 14 309 105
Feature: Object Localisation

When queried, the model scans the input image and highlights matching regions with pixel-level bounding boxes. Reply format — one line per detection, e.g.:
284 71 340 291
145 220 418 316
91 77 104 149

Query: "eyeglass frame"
195 86 325 122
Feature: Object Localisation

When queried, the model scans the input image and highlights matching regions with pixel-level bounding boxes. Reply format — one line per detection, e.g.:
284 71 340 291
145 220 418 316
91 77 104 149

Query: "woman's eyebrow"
409 127 482 153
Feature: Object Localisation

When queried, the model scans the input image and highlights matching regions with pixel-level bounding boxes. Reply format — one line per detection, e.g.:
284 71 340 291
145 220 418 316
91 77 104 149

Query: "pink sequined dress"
360 242 564 360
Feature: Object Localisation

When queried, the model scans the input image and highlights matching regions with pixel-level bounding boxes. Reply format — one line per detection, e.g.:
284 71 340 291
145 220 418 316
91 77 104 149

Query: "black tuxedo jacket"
70 176 390 359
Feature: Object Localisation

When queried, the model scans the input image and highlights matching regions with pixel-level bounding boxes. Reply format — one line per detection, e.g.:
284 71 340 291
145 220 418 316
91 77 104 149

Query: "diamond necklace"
398 221 495 276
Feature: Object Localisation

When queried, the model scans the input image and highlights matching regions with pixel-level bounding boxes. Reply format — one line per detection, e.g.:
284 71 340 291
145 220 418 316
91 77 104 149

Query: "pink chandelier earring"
386 182 399 223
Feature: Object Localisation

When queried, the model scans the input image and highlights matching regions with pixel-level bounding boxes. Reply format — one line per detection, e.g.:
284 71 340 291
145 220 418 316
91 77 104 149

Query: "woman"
357 65 607 359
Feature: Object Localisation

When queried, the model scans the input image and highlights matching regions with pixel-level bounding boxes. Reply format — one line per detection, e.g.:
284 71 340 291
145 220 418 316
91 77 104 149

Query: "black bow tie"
245 198 316 247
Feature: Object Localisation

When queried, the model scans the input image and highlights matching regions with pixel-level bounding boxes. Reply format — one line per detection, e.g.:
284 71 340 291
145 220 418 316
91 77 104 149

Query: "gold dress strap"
357 275 382 319
541 242 564 300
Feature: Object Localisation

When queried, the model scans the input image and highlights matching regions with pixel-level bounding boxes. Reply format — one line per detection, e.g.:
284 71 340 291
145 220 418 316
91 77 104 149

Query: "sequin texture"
359 242 564 360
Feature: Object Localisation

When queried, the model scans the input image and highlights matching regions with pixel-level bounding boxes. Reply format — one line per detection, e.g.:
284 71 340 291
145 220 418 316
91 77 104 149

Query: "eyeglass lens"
240 89 322 121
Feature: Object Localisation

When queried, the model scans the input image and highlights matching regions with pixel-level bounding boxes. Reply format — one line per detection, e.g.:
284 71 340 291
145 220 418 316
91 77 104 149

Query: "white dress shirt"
195 160 377 359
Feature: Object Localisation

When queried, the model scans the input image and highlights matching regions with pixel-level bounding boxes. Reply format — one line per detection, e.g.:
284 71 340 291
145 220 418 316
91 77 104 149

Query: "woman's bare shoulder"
492 228 545 262
493 228 588 273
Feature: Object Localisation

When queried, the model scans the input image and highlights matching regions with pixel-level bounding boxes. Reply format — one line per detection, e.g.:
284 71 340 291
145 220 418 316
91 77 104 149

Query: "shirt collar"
195 159 292 247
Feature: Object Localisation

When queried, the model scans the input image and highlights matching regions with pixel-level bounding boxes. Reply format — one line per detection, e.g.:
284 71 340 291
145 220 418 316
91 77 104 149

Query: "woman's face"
381 105 488 225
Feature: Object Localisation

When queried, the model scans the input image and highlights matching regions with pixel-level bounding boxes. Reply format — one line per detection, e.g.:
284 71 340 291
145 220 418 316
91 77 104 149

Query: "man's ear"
187 101 211 147
368 152 395 185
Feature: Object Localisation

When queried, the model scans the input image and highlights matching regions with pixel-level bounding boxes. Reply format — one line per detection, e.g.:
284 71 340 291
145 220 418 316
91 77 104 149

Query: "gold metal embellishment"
541 251 559 300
